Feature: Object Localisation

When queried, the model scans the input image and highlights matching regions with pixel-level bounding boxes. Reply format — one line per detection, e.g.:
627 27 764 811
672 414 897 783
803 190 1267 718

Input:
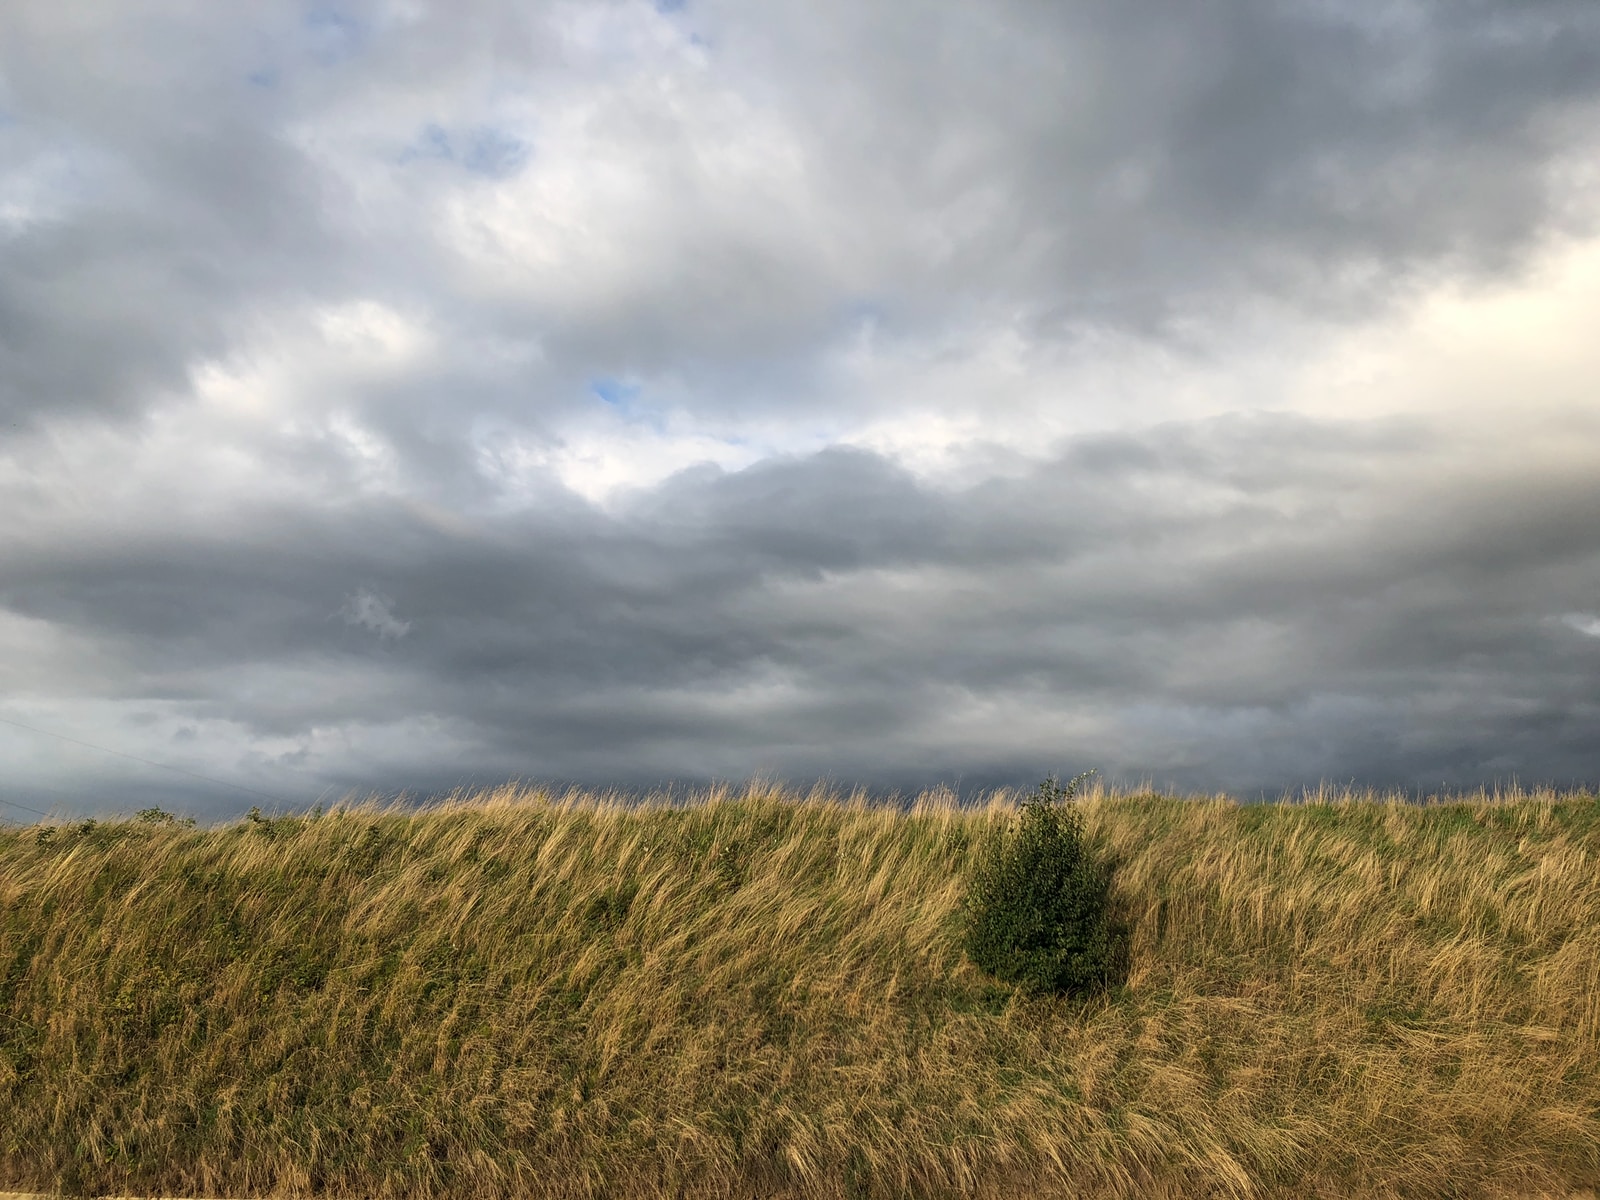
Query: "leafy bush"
962 772 1116 996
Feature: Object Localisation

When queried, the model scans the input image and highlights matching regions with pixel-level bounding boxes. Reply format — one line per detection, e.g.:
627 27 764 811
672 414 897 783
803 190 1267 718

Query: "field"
1 782 1598 1199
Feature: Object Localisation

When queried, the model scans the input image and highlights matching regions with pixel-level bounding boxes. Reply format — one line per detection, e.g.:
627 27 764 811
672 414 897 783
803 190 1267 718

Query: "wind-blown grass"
2 782 1597 1199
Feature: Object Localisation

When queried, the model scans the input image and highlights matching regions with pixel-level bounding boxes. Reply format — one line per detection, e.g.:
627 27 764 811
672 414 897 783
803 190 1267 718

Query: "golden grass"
1 781 1597 1199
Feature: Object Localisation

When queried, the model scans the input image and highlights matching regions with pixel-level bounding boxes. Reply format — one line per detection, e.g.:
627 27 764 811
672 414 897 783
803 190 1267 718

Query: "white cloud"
343 589 411 639
1562 613 1600 639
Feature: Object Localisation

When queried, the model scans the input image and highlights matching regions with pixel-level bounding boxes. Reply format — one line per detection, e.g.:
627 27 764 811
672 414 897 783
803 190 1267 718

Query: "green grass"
2 781 1598 1199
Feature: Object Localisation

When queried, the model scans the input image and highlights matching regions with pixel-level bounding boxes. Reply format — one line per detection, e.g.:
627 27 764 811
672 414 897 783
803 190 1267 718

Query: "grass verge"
2 782 1598 1199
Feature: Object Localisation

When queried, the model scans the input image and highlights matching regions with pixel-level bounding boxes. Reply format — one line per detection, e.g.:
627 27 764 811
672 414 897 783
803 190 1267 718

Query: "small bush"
963 772 1116 996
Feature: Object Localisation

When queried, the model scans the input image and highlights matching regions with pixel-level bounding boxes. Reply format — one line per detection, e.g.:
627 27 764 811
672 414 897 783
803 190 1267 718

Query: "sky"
2 0 1599 819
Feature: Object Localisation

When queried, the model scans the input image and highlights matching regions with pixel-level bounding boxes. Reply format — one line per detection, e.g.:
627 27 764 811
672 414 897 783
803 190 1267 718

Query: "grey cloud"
2 3 1599 819
3 413 1597 816
5 0 1596 436
677 0 1600 337
459 0 1600 420
0 5 354 426
0 136 341 428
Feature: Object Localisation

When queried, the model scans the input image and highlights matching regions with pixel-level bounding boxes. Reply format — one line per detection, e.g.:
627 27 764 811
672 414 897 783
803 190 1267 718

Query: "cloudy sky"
3 0 1599 819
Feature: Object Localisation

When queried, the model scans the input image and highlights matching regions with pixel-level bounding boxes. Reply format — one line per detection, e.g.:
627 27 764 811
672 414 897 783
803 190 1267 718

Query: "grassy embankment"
2 782 1598 1199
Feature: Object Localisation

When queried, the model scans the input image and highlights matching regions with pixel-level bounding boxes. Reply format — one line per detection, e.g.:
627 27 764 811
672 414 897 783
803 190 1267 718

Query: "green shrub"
962 772 1115 996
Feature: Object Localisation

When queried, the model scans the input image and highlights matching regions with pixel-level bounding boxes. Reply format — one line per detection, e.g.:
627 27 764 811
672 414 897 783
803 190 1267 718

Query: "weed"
962 772 1118 996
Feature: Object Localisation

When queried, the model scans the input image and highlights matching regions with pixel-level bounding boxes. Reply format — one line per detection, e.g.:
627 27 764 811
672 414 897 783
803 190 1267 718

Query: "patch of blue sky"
399 124 529 178
836 297 889 332
247 68 280 89
303 5 365 64
591 377 676 434
591 378 642 410
404 123 453 163
650 0 712 51
461 127 529 177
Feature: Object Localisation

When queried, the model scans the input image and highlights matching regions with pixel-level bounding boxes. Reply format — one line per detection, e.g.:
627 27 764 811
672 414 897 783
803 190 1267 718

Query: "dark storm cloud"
4 415 1597 817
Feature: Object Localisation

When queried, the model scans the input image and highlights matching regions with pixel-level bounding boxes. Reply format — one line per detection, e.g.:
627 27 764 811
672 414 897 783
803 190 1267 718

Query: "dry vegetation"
1 781 1598 1199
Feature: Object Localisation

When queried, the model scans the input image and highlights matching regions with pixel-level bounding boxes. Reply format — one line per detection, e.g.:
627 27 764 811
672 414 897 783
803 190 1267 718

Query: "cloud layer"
2 0 1598 816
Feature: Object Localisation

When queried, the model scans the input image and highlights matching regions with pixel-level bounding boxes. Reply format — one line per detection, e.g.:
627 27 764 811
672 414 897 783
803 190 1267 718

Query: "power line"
0 793 56 820
0 713 302 807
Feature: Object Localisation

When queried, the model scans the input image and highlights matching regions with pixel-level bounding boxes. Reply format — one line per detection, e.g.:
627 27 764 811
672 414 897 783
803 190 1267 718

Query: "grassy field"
1 781 1598 1199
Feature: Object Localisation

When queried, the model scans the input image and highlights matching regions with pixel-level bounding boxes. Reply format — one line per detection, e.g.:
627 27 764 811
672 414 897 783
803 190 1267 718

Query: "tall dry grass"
1 781 1597 1199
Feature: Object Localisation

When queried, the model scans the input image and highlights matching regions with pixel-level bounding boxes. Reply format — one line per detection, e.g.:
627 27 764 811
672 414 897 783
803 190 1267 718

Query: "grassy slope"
1 783 1598 1200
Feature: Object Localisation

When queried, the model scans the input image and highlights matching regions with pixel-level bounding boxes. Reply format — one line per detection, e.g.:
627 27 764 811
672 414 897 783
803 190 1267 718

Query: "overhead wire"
0 793 56 820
